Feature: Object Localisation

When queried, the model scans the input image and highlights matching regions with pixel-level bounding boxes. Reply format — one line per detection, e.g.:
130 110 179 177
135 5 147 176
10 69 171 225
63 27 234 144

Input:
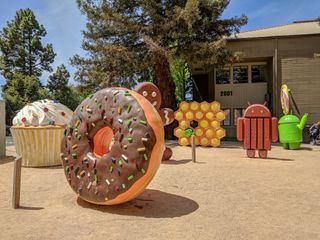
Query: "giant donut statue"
134 82 174 161
61 87 165 205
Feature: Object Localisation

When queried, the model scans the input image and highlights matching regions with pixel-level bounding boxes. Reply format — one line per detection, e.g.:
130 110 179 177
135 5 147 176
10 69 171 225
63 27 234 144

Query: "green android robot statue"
279 84 309 150
278 113 308 150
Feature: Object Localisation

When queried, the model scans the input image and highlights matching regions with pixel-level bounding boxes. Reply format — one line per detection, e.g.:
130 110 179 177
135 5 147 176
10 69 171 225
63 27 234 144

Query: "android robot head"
243 104 271 118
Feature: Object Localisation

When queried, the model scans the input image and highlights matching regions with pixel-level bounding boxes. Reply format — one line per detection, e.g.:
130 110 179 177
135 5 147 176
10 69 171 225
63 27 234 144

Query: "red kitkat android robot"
237 103 278 158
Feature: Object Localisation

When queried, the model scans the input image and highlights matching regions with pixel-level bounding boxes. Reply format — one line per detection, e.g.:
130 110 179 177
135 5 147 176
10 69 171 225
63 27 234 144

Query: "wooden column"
0 100 5 157
12 156 22 209
191 135 196 163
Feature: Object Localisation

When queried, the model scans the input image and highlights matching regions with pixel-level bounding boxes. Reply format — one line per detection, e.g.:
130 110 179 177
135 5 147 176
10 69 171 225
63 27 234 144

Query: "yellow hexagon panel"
211 101 221 112
216 111 226 121
216 128 226 139
195 111 204 120
205 129 215 138
179 120 189 128
190 101 199 111
195 127 204 137
185 111 194 120
194 137 200 145
174 127 184 138
174 101 226 147
200 137 209 146
179 137 189 146
211 120 220 129
206 112 214 120
180 101 189 111
200 102 210 112
175 111 184 121
211 138 220 147
199 119 209 128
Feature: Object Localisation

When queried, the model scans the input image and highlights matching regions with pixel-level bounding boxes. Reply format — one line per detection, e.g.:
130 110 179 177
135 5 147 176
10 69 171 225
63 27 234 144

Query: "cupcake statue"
11 99 73 167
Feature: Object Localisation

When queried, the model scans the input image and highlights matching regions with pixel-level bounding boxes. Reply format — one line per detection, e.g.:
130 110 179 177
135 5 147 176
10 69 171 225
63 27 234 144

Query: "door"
192 74 209 102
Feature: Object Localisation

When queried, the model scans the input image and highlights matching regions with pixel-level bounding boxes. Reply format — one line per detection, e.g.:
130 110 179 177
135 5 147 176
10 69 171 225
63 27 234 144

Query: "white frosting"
12 99 73 126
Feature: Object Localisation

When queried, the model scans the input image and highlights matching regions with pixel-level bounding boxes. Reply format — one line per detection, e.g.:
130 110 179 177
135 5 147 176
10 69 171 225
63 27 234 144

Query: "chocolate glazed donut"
61 88 165 205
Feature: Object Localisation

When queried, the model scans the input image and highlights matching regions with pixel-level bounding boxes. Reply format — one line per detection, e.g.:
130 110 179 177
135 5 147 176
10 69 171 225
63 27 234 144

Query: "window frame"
214 62 267 85
233 65 249 84
251 64 267 83
233 108 246 126
221 108 231 126
215 67 231 85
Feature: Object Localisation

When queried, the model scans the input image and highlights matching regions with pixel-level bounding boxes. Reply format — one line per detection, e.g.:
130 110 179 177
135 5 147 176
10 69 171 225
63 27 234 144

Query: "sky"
0 0 320 97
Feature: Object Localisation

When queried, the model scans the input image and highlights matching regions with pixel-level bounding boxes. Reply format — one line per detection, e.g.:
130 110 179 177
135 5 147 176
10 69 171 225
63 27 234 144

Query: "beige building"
0 100 5 156
192 20 320 137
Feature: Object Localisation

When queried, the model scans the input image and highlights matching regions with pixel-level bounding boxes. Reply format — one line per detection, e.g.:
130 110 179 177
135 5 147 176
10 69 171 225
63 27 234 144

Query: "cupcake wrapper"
11 127 64 167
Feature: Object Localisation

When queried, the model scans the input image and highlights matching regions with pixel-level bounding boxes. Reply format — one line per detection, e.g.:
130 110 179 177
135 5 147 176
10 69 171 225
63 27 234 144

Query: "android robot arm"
237 117 244 141
271 117 278 142
297 113 308 130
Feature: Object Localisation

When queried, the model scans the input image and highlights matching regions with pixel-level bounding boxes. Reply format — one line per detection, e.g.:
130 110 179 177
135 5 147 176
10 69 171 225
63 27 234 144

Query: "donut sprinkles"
61 88 164 205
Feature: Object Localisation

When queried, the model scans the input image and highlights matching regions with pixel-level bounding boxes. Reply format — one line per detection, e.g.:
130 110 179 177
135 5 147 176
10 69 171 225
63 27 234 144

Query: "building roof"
230 20 320 40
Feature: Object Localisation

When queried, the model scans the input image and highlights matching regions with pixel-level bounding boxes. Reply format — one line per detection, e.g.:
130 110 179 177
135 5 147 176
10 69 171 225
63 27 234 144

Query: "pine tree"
47 64 70 96
2 73 50 124
47 64 82 110
72 0 246 138
0 8 56 124
170 59 192 103
72 0 247 111
0 8 56 80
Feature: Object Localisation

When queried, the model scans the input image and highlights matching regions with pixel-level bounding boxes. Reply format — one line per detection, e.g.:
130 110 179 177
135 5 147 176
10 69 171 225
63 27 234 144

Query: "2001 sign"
220 91 233 96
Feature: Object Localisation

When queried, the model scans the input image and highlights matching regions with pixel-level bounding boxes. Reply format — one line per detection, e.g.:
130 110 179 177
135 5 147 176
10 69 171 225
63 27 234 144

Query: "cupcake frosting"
12 99 73 126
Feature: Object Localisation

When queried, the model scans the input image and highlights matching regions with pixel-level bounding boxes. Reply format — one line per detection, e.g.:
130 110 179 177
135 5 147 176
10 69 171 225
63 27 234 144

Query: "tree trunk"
28 33 33 76
154 58 177 139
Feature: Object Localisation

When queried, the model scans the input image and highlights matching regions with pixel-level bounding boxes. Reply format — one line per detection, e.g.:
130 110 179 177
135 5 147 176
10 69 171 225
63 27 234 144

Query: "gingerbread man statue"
134 82 175 161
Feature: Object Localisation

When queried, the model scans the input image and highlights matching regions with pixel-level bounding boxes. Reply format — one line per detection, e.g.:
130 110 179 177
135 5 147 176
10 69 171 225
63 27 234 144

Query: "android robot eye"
190 120 199 128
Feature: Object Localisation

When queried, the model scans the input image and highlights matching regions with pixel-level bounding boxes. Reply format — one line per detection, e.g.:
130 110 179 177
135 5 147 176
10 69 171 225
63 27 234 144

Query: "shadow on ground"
165 142 179 147
162 159 192 165
0 156 15 165
29 165 63 170
299 147 313 151
163 159 206 165
77 189 199 218
267 157 294 161
219 144 242 149
242 156 294 161
17 206 44 211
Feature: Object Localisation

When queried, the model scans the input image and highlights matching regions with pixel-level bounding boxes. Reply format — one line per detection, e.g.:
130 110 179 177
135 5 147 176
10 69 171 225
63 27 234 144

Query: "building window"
216 68 230 84
252 65 267 83
233 66 248 84
221 109 231 126
234 108 245 125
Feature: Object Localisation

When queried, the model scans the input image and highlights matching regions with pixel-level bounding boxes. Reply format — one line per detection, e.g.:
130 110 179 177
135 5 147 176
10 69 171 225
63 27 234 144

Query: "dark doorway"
192 74 209 102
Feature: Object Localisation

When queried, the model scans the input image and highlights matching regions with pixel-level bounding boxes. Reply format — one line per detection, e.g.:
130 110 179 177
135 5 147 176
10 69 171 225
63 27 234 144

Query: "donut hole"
92 126 114 157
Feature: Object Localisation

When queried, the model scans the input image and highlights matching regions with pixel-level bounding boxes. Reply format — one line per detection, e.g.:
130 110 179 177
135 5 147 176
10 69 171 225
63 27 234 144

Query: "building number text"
220 91 233 96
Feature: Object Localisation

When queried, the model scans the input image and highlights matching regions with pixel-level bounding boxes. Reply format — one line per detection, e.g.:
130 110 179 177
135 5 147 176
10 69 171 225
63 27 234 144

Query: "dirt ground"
1 142 320 240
